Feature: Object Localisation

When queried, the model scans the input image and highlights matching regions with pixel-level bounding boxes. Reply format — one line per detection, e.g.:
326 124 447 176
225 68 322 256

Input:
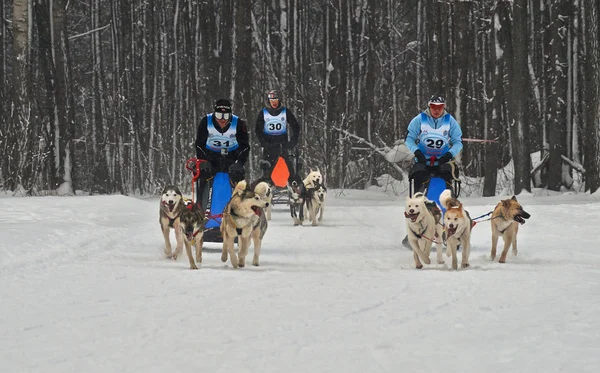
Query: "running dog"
252 180 273 221
304 180 327 226
220 180 269 268
177 201 208 270
404 192 444 269
287 173 306 226
159 185 185 259
490 196 531 263
439 189 472 270
303 167 324 189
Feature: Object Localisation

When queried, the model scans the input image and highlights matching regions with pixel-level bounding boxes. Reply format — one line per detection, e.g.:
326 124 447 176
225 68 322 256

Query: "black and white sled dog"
220 180 270 268
178 201 207 270
159 185 185 259
287 173 306 226
304 179 327 226
404 192 444 269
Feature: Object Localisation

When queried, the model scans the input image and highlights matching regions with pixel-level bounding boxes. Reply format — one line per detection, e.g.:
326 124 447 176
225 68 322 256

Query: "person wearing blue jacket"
405 95 463 194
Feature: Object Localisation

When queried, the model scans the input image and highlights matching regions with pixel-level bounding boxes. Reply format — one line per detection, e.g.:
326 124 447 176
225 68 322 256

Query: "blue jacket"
405 109 463 159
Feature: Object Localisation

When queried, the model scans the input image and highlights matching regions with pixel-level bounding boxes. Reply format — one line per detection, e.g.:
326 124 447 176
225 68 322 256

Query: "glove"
414 150 427 164
437 152 453 165
199 161 214 178
228 162 245 182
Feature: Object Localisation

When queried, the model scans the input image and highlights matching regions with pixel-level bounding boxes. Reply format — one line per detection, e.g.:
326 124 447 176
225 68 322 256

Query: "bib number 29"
425 139 444 149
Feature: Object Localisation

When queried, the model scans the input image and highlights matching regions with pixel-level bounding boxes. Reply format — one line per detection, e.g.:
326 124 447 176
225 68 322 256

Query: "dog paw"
461 263 470 268
512 249 518 256
172 253 179 260
252 260 259 266
437 260 445 265
190 264 198 270
490 255 496 261
499 259 506 263
196 256 202 263
221 253 228 262
416 264 423 269
311 222 318 227
423 257 431 265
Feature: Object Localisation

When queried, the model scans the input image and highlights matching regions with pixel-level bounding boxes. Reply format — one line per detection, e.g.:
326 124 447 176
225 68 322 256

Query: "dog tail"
233 180 248 196
439 189 453 209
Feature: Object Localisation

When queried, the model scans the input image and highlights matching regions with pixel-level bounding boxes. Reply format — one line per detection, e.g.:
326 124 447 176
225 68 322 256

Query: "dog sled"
186 158 235 243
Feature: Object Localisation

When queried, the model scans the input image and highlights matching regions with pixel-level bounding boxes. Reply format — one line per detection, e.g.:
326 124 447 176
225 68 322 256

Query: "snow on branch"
68 24 111 40
332 126 410 175
561 155 586 173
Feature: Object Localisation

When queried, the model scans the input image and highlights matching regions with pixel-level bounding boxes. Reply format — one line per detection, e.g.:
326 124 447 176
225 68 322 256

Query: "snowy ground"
1 189 600 372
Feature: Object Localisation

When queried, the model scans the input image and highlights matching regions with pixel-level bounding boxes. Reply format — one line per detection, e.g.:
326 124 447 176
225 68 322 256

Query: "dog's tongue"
168 203 175 212
252 206 262 216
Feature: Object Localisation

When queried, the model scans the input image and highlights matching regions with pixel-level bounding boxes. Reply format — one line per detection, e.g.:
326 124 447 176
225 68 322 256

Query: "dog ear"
511 195 517 201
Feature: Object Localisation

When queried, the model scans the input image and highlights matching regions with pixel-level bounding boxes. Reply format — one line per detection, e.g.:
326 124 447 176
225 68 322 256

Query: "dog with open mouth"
220 180 270 268
490 196 531 263
159 185 185 259
439 189 472 270
304 179 327 226
404 192 444 269
177 201 208 269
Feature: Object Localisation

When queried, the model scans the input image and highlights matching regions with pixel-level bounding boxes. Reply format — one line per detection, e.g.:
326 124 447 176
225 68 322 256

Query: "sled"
199 171 233 243
268 155 292 205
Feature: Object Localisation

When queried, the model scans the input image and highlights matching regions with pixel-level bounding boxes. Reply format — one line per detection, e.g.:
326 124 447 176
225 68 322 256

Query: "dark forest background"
1 0 599 196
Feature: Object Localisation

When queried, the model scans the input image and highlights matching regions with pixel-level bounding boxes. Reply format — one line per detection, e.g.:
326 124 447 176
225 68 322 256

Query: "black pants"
260 147 301 180
410 162 456 196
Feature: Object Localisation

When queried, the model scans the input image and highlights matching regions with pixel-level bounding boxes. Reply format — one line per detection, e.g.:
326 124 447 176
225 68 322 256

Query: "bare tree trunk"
10 0 32 191
583 0 600 192
547 0 570 191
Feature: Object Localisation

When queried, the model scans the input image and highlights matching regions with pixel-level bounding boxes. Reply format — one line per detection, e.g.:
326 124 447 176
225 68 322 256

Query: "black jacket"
255 105 300 150
195 115 250 169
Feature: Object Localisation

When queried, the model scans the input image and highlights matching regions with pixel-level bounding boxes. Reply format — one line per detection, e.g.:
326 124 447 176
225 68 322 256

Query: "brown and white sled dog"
252 180 273 221
178 201 208 269
404 192 444 269
159 185 185 259
439 189 472 270
220 180 269 268
304 180 327 226
490 196 531 263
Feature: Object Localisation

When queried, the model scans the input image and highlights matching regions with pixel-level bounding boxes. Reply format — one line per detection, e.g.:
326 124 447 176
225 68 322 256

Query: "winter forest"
0 0 599 197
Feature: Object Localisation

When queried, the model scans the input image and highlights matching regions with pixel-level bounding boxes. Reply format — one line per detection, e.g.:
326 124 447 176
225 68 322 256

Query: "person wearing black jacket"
255 90 301 180
195 98 249 202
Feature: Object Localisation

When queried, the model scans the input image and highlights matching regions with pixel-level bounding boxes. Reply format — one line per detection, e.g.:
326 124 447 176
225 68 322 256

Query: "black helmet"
428 95 445 105
214 98 232 113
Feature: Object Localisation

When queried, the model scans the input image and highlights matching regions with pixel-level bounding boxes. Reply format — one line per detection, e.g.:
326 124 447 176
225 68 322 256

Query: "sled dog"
439 189 472 270
303 167 324 189
490 196 531 263
287 173 306 226
220 180 269 268
159 185 185 259
252 179 273 221
177 201 207 269
304 180 327 226
404 192 444 269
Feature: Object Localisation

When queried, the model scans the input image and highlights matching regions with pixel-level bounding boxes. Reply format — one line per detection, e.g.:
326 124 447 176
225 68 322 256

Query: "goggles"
214 112 231 120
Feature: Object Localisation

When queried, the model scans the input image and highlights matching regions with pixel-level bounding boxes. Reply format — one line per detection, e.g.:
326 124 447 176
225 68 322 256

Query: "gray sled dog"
404 192 444 269
159 185 185 259
178 201 208 269
304 180 327 226
439 189 472 270
220 180 269 268
490 196 531 263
